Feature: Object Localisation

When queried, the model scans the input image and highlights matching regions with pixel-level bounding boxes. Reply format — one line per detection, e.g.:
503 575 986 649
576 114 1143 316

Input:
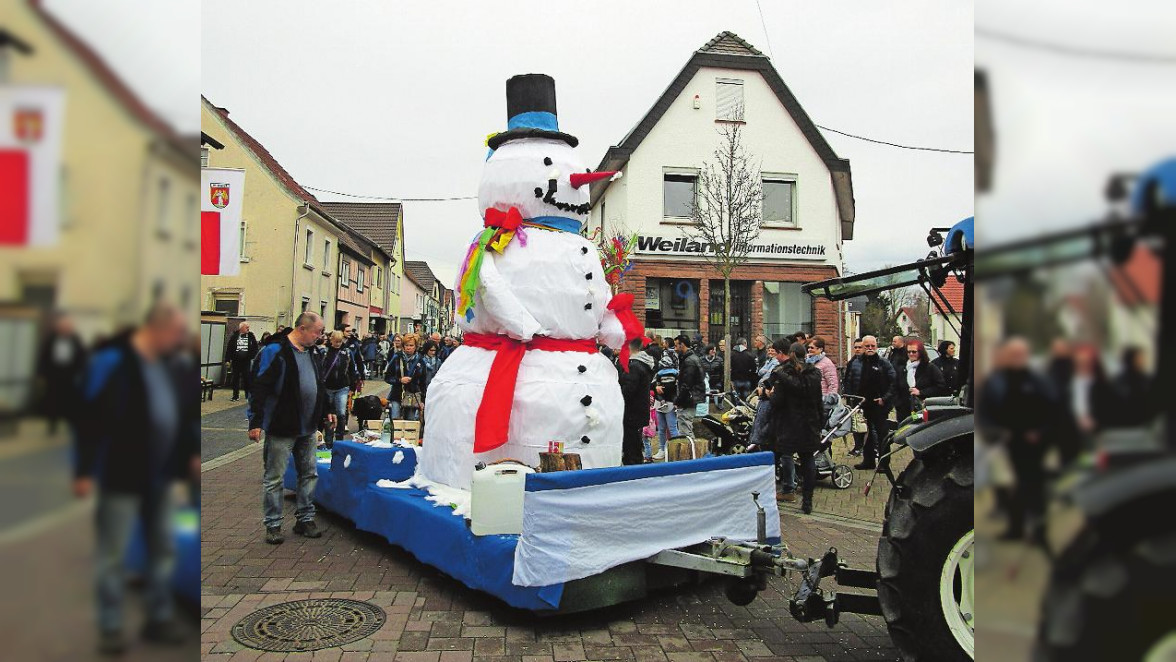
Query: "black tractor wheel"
877 440 974 661
1034 492 1176 661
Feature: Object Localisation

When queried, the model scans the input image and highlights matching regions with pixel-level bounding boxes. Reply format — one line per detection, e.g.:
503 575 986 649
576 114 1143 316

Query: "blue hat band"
507 111 559 132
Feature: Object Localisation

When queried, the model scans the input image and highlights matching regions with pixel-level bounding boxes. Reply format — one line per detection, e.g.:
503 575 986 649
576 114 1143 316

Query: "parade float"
287 75 926 630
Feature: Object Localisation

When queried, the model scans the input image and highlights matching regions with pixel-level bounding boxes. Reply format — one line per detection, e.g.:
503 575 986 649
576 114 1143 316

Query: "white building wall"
597 66 841 271
400 277 426 333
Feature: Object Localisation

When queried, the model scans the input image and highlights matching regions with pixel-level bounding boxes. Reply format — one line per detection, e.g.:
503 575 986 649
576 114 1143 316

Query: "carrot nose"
569 170 621 189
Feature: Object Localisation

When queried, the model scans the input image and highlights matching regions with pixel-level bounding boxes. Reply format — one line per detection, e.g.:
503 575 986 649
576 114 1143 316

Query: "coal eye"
543 157 553 166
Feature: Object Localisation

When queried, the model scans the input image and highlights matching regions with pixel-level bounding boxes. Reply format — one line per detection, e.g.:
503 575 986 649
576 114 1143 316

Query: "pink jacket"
815 355 840 396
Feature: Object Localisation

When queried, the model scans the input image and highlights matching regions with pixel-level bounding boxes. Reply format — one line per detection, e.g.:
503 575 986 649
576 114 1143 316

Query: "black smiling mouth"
532 178 590 215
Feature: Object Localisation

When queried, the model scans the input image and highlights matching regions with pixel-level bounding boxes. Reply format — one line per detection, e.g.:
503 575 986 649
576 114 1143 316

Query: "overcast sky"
976 1 1176 245
49 1 973 287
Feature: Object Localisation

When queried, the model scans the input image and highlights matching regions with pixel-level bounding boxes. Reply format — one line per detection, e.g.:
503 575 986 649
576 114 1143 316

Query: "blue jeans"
778 452 817 498
386 399 420 421
95 489 174 633
733 380 753 402
324 387 349 445
677 406 696 442
262 434 317 528
656 408 679 449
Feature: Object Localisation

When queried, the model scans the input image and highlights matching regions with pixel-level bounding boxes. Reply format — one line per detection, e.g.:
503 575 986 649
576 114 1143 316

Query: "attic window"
716 78 744 121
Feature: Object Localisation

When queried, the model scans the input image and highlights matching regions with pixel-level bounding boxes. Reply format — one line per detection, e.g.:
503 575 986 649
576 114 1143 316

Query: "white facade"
929 311 962 348
591 64 844 273
400 275 426 334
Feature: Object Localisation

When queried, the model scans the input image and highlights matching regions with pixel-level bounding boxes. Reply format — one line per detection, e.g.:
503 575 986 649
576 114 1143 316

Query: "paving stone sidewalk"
201 447 901 661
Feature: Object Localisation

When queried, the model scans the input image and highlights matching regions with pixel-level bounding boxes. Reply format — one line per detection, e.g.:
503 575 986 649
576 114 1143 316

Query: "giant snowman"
419 74 642 490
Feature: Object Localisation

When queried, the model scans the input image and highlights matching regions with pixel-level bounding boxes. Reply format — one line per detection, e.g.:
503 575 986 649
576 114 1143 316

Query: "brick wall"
620 258 844 359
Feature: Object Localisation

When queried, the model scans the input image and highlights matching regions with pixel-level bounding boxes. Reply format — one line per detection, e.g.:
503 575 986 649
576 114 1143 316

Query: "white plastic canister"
470 462 534 536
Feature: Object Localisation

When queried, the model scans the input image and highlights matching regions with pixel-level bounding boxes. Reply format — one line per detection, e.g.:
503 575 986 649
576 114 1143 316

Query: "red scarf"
462 332 598 453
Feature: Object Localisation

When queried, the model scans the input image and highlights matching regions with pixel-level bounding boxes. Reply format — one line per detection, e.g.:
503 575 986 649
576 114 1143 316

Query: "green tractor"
801 215 976 661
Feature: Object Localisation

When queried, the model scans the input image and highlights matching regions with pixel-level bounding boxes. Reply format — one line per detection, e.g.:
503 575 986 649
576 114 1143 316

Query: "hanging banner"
200 167 245 275
0 86 65 246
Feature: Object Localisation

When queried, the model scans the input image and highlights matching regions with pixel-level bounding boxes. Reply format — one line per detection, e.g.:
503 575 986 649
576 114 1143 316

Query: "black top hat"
486 74 579 150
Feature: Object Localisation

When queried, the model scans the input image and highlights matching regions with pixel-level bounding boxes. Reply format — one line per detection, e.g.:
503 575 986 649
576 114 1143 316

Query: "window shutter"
716 79 743 120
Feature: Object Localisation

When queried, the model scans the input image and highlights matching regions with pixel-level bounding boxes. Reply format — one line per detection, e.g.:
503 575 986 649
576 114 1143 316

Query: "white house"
400 269 426 335
589 31 854 355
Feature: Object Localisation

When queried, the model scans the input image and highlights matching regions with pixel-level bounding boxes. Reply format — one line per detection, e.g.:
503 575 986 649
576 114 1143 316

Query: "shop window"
644 277 699 333
762 281 812 339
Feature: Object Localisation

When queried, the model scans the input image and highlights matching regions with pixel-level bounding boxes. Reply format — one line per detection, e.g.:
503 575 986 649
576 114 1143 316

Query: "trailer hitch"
787 547 884 627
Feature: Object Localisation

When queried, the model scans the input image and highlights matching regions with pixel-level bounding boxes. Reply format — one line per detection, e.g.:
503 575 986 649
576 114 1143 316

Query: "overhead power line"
978 27 1176 64
754 0 774 59
307 122 972 204
304 185 477 202
815 124 974 154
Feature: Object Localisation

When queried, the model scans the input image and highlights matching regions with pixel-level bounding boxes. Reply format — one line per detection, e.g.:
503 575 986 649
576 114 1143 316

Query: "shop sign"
635 235 826 261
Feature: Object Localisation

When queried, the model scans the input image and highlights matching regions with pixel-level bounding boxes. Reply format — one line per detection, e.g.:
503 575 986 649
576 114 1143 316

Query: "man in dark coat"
768 342 824 513
249 312 333 545
74 302 199 654
752 335 768 369
843 335 896 469
699 344 723 401
730 338 758 401
619 338 655 465
35 312 87 434
673 335 706 443
979 337 1066 541
226 322 259 401
933 340 961 394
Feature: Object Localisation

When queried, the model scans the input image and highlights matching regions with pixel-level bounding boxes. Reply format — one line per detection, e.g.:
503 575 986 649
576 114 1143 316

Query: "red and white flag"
0 86 65 246
200 167 245 275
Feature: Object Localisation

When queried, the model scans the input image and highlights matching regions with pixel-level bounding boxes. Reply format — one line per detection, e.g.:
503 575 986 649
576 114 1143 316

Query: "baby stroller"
807 394 864 490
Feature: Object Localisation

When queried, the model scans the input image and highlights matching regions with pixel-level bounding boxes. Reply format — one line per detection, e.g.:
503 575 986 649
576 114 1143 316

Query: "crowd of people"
617 331 963 514
241 315 465 544
978 336 1154 543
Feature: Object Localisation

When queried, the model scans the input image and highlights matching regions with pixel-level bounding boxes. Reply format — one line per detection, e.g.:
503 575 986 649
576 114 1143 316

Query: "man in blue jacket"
74 301 199 655
248 312 334 545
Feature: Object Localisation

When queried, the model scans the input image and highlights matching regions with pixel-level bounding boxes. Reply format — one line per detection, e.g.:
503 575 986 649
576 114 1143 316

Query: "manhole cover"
231 598 385 652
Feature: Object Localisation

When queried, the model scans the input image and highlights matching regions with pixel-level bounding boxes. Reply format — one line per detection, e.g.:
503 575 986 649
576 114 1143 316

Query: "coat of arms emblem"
210 183 230 209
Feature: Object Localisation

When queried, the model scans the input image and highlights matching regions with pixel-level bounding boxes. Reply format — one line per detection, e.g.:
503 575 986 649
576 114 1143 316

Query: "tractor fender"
904 413 973 454
1070 455 1176 519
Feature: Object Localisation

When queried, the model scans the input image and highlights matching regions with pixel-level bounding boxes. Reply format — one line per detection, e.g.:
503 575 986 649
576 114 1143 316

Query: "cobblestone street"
201 402 904 661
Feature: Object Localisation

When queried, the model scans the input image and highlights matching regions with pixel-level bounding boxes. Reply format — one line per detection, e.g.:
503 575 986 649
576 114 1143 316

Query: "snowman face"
479 138 591 223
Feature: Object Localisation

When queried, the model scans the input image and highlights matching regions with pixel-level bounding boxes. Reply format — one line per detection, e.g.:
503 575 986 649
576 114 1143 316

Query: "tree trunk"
722 276 732 393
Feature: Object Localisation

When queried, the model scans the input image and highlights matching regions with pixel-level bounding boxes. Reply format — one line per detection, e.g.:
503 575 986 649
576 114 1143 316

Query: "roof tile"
320 202 401 257
698 31 765 57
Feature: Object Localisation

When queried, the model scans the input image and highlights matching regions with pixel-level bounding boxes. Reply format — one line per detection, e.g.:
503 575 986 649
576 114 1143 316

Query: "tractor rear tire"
877 441 974 661
1034 492 1176 661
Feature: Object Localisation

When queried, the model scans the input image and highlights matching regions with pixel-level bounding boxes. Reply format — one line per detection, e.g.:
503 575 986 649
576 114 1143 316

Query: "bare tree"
682 118 763 393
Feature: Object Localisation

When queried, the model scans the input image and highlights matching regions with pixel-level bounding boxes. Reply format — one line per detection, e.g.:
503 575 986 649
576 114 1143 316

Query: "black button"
577 365 587 373
580 395 592 406
533 187 543 198
581 247 588 254
543 157 553 166
584 303 592 310
585 273 592 280
581 436 590 444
